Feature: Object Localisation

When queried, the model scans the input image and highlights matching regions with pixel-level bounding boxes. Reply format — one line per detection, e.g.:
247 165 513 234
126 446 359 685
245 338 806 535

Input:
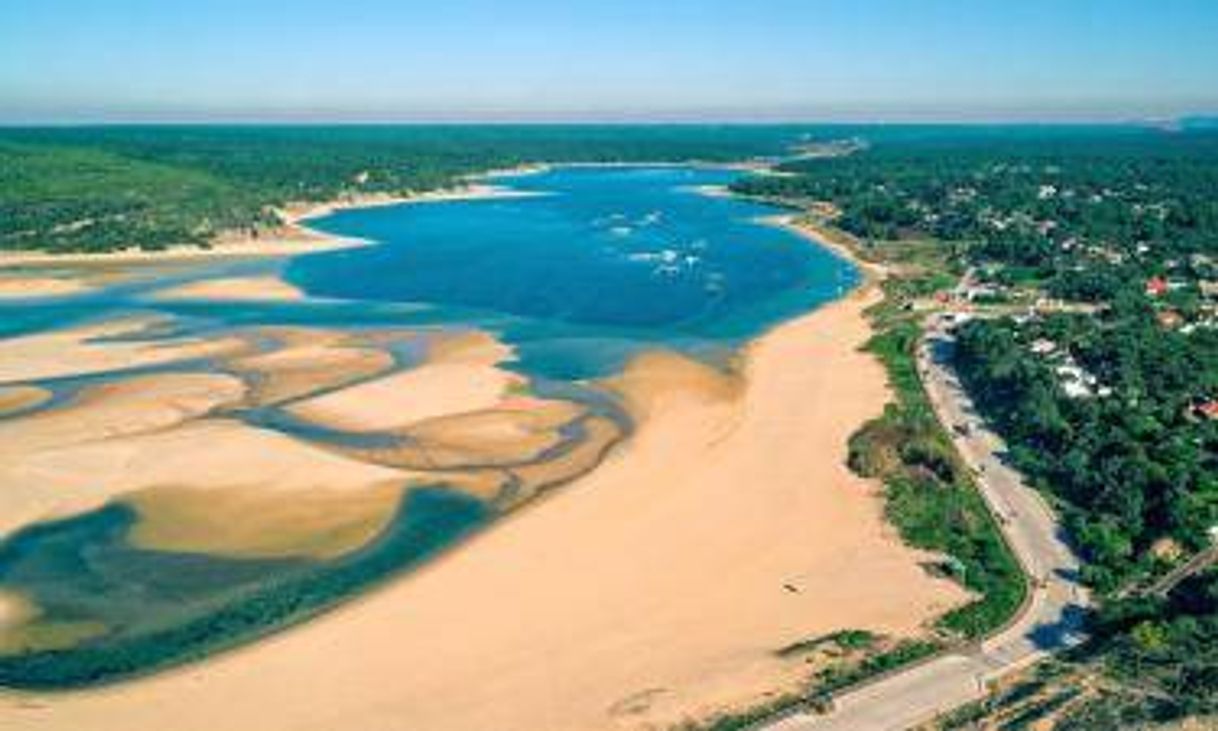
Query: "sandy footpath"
0 280 967 730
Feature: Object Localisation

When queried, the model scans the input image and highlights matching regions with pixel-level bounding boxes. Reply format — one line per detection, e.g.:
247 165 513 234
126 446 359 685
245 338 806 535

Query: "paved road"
765 313 1090 731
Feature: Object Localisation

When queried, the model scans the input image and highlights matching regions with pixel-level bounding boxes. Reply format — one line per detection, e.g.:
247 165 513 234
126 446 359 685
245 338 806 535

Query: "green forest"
0 124 807 253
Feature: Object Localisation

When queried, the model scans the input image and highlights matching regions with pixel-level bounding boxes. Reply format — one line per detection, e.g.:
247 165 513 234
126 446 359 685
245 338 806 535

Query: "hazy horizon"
3 0 1218 124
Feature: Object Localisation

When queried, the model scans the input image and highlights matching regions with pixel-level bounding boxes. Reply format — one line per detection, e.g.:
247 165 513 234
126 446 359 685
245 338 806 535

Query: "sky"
2 0 1217 123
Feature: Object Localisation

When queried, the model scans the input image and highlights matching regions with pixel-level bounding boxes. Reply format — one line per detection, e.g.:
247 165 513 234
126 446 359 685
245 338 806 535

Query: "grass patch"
809 639 942 696
774 629 877 659
850 273 1027 640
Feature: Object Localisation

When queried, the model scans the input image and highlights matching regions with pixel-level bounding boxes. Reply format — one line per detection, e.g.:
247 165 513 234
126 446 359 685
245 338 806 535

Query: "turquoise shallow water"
0 165 857 687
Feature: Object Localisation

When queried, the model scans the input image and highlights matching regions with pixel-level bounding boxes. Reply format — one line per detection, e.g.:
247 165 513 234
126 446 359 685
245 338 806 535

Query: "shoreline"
0 185 967 729
0 184 540 273
0 162 764 276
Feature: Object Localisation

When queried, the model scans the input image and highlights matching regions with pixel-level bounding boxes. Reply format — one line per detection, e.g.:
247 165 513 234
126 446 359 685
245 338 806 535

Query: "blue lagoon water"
289 166 857 378
0 166 857 379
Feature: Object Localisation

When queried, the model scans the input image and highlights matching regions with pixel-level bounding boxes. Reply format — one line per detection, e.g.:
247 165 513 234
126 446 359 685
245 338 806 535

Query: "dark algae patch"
0 486 488 689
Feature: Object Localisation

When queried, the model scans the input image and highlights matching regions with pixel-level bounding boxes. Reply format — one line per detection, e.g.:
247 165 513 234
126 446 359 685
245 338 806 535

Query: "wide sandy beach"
1 263 966 730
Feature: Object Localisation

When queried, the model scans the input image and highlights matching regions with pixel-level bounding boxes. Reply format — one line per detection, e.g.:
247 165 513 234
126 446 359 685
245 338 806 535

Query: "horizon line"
1 113 1215 129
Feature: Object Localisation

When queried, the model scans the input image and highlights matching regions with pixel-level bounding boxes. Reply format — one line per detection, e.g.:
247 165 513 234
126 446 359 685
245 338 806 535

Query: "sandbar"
0 276 92 299
126 481 408 560
149 275 306 303
285 331 521 432
0 318 248 384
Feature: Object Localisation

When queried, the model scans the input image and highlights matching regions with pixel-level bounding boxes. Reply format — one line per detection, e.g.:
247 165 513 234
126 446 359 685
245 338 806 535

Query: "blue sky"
2 0 1217 122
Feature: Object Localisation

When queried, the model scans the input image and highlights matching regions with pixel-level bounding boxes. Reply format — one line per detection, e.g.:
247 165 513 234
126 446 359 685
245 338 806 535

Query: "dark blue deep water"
289 165 858 377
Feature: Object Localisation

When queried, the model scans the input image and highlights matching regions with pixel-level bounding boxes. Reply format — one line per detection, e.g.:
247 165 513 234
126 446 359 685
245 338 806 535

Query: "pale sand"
0 589 105 655
0 276 92 299
148 275 306 303
0 285 967 731
0 372 246 458
0 317 248 384
0 417 412 543
0 373 246 536
0 385 51 417
0 591 35 631
286 331 521 432
285 183 544 224
228 339 395 406
393 399 585 469
0 229 354 269
126 481 407 560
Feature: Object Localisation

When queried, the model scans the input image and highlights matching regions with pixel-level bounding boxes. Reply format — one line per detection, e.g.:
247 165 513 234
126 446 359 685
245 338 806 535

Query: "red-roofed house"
1145 276 1169 297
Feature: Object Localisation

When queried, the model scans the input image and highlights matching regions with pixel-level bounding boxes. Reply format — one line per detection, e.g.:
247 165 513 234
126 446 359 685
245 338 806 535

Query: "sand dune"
0 285 967 731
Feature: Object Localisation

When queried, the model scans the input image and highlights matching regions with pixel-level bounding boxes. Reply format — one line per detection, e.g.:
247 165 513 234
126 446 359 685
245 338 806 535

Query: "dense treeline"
735 127 1218 303
0 124 811 253
954 313 1217 591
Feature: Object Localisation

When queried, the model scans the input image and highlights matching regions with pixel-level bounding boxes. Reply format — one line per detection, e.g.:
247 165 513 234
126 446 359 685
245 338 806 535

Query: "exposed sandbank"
227 336 395 406
0 416 413 543
0 282 967 731
0 276 93 299
0 317 248 385
126 481 408 560
148 275 306 303
285 331 521 433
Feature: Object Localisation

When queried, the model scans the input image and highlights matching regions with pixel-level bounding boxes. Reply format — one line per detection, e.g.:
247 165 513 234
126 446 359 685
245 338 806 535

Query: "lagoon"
0 165 858 687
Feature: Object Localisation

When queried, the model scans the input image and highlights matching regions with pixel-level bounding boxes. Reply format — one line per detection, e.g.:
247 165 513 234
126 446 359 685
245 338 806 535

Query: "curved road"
765 312 1090 731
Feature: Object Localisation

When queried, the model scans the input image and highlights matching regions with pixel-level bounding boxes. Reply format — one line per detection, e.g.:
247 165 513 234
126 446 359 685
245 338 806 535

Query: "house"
1145 276 1169 297
1196 400 1218 421
1030 338 1057 355
1157 309 1185 329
